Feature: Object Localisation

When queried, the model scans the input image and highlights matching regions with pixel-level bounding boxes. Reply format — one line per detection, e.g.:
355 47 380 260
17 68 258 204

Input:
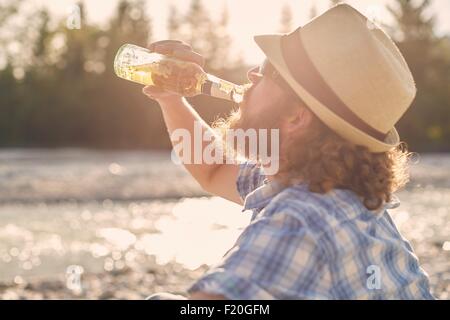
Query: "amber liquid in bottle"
114 44 248 103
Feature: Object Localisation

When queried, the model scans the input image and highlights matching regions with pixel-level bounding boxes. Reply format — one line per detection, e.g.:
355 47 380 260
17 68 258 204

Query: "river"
0 149 448 299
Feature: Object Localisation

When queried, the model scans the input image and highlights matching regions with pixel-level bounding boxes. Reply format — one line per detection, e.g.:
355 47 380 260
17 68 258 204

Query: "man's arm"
155 95 242 204
142 40 242 204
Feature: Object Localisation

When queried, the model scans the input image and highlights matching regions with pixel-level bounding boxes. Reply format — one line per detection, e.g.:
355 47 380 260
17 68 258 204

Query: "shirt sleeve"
187 210 329 300
236 160 266 202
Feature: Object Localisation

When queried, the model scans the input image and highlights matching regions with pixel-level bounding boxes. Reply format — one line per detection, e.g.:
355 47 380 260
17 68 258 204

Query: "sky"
29 0 450 64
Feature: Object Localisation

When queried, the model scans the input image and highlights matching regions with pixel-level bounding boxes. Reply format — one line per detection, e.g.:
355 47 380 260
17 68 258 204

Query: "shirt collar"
242 177 401 213
242 178 287 212
372 193 401 215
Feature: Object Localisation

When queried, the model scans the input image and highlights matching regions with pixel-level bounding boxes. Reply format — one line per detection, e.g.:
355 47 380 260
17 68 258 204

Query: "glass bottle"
114 44 248 103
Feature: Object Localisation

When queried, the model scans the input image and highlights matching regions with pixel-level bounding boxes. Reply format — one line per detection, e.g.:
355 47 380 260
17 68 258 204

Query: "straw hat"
254 3 416 152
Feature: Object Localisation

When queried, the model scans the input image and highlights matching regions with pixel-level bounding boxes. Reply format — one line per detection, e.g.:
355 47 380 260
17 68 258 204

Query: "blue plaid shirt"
188 161 435 299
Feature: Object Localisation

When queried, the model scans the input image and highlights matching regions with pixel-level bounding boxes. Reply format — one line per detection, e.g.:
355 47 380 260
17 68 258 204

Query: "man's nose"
247 66 262 84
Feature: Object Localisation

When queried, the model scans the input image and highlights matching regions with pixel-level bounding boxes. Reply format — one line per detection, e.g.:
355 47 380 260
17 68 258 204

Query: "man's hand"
142 40 205 103
141 40 242 205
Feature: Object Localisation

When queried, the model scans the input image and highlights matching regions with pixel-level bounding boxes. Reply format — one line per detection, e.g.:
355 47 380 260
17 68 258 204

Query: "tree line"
0 0 449 151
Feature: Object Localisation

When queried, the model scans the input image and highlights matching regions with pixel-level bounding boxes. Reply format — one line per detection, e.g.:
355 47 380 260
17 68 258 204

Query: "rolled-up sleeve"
236 161 266 202
187 211 328 300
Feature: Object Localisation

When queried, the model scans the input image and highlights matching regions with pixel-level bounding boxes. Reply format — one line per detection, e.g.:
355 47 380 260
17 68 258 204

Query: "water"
0 149 449 298
0 149 248 281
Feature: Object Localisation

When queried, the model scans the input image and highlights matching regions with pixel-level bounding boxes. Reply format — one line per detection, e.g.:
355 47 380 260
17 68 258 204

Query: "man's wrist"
157 95 186 107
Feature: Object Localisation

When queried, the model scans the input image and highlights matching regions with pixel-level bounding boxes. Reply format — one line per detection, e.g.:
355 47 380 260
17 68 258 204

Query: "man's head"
214 4 417 211
213 58 411 212
214 59 316 160
239 60 314 134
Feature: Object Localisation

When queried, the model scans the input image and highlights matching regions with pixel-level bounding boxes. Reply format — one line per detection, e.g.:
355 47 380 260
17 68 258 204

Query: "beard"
212 85 287 161
216 85 285 131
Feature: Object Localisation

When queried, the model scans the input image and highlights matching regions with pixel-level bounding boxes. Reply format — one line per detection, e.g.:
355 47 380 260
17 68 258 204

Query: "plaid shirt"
188 161 435 299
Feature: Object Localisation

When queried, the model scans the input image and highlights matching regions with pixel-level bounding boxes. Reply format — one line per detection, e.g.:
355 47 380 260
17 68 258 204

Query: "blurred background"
0 0 449 299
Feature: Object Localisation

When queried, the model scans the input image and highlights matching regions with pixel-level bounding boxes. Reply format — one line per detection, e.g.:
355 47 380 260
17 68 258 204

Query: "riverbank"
0 150 448 299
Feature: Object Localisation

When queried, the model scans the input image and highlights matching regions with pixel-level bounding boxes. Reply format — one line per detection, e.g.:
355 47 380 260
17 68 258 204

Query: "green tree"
104 0 151 78
0 63 22 146
309 4 318 20
182 0 211 53
163 0 247 132
32 9 52 66
0 0 20 24
279 3 292 33
387 0 450 151
0 3 54 147
167 0 233 72
0 0 24 65
167 4 182 40
206 4 232 71
329 0 341 6
0 0 247 149
20 4 90 146
93 0 164 148
279 3 293 33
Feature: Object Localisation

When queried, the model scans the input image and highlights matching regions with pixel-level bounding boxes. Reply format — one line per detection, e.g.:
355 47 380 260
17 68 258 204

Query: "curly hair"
277 114 412 211
213 87 412 212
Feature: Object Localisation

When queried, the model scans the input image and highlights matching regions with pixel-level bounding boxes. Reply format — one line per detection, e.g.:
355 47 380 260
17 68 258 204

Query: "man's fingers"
152 43 192 56
148 40 191 53
147 40 204 67
172 49 205 67
142 85 164 96
148 40 183 51
143 86 181 101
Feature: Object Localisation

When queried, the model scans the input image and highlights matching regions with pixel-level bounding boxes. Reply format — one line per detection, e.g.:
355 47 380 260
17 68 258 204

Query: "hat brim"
254 34 400 153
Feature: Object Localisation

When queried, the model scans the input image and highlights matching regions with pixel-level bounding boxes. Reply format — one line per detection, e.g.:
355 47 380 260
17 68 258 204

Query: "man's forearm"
158 96 224 188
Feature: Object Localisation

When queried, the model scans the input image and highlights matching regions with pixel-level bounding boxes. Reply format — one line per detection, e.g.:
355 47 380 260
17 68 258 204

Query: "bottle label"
202 75 236 102
200 74 248 103
210 81 234 101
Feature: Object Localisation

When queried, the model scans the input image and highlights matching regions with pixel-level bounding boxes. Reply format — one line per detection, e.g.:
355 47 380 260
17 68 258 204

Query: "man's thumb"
142 85 163 96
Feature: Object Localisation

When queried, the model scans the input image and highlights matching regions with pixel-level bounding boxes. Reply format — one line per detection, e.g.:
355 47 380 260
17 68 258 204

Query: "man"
143 4 434 299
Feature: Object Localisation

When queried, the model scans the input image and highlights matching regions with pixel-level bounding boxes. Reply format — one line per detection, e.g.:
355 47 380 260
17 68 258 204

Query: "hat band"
280 29 387 141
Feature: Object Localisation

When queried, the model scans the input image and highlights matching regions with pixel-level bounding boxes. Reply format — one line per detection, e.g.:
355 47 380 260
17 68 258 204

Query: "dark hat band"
280 28 387 141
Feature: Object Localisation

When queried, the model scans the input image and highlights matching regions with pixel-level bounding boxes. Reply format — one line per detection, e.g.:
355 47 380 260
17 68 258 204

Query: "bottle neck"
201 74 243 103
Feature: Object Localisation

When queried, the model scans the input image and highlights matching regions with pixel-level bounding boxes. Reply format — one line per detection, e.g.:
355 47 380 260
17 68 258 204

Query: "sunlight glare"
138 197 250 270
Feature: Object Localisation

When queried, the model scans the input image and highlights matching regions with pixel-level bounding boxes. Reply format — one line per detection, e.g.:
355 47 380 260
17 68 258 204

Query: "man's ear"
285 106 314 133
